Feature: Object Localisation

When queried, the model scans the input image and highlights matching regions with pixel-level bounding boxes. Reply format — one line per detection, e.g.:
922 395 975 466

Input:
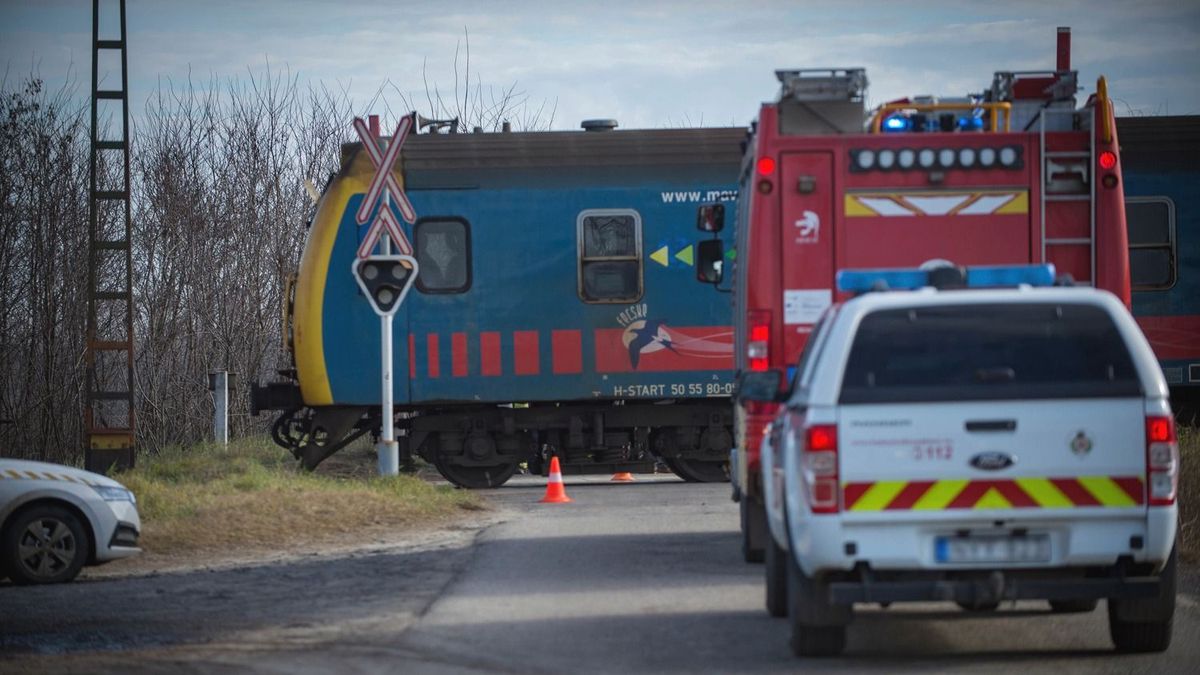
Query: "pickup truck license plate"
935 535 1050 564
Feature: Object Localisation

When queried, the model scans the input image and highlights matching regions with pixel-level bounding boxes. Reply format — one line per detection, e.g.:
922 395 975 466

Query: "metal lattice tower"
85 0 135 472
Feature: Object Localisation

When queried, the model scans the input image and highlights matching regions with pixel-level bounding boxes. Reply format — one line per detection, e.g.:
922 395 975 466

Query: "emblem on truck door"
793 210 820 244
969 452 1015 471
1070 431 1093 456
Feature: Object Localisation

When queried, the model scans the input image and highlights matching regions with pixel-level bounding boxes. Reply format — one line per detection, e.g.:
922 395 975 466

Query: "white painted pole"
376 130 399 476
213 371 228 446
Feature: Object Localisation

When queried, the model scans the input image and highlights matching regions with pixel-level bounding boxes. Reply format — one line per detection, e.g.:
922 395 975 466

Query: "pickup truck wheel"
787 558 849 657
765 533 788 618
1049 599 1098 613
1108 546 1176 653
740 498 766 563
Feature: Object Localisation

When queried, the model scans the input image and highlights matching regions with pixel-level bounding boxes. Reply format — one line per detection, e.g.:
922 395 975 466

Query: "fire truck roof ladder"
86 0 136 473
1039 104 1096 287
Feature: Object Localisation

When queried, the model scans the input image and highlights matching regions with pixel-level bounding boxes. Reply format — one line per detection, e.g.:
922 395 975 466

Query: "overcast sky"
2 0 1198 131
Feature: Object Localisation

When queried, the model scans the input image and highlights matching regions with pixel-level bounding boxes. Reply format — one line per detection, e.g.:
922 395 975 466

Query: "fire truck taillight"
1099 150 1117 170
756 156 775 194
803 424 839 513
747 310 771 371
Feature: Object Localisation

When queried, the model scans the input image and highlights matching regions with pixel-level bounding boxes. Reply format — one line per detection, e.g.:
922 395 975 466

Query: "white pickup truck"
742 264 1179 657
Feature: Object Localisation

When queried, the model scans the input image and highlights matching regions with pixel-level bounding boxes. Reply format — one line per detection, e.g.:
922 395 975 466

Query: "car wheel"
740 498 766 563
1108 546 1176 653
2 505 89 585
1049 599 1098 613
787 557 850 657
765 533 789 618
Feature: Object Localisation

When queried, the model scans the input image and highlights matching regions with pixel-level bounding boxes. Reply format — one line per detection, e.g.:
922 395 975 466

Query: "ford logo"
970 452 1015 471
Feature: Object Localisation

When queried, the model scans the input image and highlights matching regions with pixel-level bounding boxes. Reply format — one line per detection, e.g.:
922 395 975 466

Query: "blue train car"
1117 116 1200 413
253 122 744 486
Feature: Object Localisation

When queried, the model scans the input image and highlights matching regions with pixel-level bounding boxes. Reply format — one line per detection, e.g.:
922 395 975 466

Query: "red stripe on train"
552 330 583 374
514 331 540 375
480 332 502 376
408 333 416 379
426 333 440 378
452 332 468 377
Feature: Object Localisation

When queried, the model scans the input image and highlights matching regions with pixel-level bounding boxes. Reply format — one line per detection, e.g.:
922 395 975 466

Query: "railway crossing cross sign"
353 115 416 258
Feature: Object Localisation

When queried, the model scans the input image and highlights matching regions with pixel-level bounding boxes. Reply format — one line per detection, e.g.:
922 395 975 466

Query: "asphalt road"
2 474 1198 673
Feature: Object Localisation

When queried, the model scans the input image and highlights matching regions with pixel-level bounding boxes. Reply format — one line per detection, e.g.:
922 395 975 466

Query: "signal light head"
352 255 419 316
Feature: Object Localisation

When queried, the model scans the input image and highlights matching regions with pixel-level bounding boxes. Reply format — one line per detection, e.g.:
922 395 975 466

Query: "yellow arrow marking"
650 245 670 267
675 244 694 266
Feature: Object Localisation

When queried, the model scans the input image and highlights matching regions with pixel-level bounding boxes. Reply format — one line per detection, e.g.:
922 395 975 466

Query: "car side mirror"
696 203 724 232
696 239 724 284
736 369 784 403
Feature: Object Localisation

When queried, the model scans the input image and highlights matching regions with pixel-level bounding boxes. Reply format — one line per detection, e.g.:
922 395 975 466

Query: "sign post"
351 116 418 476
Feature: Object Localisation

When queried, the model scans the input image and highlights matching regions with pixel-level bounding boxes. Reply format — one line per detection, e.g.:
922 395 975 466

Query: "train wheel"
667 457 729 483
433 456 520 489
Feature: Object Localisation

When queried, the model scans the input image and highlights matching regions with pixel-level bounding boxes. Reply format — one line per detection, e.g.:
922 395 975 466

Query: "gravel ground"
0 512 502 674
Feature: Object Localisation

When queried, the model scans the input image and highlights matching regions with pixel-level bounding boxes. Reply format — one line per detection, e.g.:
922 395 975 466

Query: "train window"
577 209 643 303
414 217 472 294
1126 197 1176 291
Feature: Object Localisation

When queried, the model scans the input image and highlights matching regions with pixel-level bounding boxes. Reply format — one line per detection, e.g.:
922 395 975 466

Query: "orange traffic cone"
540 456 573 503
611 472 636 482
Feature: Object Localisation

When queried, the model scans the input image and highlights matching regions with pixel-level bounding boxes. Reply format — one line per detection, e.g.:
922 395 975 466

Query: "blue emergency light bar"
836 264 1057 293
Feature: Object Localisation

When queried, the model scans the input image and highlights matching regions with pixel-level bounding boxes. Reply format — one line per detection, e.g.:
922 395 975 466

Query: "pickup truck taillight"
747 310 771 371
803 424 839 513
1146 415 1179 506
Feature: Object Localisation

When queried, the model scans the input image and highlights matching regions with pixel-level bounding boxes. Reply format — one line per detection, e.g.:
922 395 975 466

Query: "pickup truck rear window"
840 303 1141 403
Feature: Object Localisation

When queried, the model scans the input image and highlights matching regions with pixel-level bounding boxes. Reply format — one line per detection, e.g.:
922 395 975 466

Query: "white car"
0 459 141 584
743 264 1178 657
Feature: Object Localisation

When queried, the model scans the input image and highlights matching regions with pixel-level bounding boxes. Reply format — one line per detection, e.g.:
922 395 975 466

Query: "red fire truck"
695 28 1132 562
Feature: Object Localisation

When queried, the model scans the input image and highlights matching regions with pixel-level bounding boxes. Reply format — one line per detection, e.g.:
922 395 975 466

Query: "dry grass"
1180 426 1199 562
115 438 483 556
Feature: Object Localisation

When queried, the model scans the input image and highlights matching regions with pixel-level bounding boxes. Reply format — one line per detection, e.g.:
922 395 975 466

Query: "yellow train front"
252 120 745 488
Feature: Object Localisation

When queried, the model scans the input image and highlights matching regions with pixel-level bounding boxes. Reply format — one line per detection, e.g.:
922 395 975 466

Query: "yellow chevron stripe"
849 481 907 512
995 191 1029 215
973 486 1012 509
1015 477 1074 508
844 195 878 217
912 479 969 510
6 469 20 479
1078 476 1138 507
